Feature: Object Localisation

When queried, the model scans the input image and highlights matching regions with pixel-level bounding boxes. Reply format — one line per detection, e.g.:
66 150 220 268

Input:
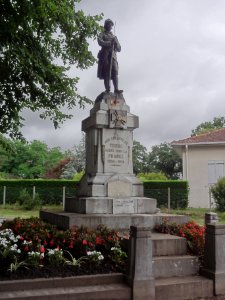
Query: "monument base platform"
65 196 157 214
40 210 189 231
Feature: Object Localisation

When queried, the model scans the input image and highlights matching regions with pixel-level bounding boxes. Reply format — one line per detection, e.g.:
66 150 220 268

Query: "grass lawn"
1 204 225 225
161 207 225 225
0 204 62 219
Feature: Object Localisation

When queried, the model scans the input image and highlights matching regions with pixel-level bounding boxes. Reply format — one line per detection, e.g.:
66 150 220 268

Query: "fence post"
201 223 225 295
126 226 155 299
33 186 36 201
62 186 66 210
168 187 171 211
3 186 6 206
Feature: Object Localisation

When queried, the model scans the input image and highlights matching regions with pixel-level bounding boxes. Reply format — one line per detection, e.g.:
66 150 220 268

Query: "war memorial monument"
40 19 184 230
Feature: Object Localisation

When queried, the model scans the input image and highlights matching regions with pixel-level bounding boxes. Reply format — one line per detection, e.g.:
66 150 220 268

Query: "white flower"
47 249 55 255
28 251 40 256
87 250 104 260
47 248 62 255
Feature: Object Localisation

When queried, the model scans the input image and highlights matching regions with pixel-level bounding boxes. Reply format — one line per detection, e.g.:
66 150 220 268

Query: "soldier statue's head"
104 19 114 31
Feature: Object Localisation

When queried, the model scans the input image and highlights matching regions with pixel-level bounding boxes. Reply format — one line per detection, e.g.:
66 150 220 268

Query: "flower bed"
155 218 205 260
0 218 128 280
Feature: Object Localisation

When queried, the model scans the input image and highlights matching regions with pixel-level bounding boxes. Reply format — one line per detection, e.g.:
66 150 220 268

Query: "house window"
208 160 224 184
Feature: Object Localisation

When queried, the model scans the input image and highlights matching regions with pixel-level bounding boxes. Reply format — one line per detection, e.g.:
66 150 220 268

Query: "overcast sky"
22 0 225 151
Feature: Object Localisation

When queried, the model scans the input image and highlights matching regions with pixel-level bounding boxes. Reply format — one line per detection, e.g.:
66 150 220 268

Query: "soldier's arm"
97 33 112 48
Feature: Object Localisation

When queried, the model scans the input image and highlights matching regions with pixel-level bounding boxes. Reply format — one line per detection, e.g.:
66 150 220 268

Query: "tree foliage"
0 0 102 138
132 140 149 174
60 134 86 178
210 177 225 212
148 143 182 179
191 117 225 136
44 157 71 179
0 139 64 178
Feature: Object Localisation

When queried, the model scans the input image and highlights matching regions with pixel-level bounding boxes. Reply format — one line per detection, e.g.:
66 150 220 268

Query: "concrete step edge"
152 233 187 256
155 275 212 286
153 256 200 278
0 283 131 299
153 254 199 260
155 275 214 300
0 273 125 292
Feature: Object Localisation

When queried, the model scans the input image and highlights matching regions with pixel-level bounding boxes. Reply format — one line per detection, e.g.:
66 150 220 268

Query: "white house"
171 128 225 208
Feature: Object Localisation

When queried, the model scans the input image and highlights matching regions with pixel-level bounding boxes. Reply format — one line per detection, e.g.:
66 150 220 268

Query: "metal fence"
0 185 188 210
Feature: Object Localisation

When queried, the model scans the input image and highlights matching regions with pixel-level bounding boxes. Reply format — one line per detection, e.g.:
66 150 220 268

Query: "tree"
0 0 102 138
191 117 225 136
0 139 64 178
44 157 71 179
132 140 150 174
148 143 182 179
60 135 86 178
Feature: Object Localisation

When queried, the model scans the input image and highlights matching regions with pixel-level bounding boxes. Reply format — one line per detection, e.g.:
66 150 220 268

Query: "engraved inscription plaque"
103 130 130 173
113 198 135 214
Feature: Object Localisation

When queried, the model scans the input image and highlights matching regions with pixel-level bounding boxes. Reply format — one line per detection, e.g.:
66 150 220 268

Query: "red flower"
69 242 74 248
40 246 45 253
96 236 104 245
88 242 94 247
43 240 47 246
19 236 24 241
49 239 54 247
82 239 88 245
24 245 29 252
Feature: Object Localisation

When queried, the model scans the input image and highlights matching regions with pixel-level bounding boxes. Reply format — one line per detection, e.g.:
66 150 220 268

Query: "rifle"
108 21 116 82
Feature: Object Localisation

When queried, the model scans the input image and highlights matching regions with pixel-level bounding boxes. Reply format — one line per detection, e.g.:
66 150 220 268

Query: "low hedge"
143 180 189 209
0 180 79 205
0 179 188 208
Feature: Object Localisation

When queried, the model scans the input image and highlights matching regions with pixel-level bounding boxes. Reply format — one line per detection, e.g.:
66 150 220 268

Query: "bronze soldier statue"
97 19 123 94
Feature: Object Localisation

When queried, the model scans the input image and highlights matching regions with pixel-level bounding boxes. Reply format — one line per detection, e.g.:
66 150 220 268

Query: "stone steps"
153 232 214 299
155 275 214 300
152 233 199 279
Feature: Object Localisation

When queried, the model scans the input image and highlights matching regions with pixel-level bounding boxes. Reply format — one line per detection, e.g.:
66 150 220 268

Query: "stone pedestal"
126 226 155 299
65 92 157 215
40 92 160 230
201 224 225 296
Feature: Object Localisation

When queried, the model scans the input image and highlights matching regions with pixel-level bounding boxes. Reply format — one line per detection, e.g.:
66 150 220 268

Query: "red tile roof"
171 127 225 145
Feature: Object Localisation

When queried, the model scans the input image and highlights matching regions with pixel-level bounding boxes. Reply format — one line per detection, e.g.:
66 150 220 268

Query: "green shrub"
17 189 31 206
17 189 42 210
73 171 84 181
211 177 225 211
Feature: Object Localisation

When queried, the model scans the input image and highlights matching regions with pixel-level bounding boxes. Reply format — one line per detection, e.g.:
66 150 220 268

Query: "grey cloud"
20 0 225 151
